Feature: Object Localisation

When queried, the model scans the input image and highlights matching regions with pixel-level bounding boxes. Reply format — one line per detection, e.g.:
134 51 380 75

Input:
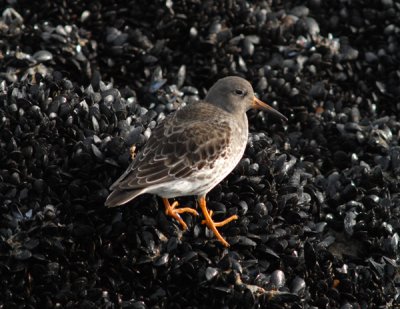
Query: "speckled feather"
104 76 287 209
106 100 248 206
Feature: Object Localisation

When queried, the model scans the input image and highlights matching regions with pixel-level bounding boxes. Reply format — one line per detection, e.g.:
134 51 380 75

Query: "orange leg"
198 196 238 247
163 198 199 230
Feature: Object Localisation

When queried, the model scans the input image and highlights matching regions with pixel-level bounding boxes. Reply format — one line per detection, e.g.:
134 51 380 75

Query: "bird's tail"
105 189 145 208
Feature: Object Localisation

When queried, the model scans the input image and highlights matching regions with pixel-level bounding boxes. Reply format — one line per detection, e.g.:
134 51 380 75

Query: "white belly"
147 116 249 198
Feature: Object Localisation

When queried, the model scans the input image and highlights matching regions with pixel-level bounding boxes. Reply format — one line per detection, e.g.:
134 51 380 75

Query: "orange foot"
198 196 238 247
163 198 199 230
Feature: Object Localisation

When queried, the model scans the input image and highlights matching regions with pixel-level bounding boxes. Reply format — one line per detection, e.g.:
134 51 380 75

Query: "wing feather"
110 102 232 192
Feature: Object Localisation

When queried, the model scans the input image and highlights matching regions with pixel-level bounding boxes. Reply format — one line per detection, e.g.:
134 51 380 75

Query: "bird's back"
106 100 248 206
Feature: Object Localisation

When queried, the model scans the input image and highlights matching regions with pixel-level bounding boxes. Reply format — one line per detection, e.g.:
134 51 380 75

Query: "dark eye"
234 89 246 96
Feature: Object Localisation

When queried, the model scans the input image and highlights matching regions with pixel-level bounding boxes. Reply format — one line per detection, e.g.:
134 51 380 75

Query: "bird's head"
205 76 287 121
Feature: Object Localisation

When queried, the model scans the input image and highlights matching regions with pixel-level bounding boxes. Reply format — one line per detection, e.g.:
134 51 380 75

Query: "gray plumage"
105 76 286 208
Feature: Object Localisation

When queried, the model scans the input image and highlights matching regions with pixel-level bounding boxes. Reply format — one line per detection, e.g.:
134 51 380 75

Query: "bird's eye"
234 89 246 96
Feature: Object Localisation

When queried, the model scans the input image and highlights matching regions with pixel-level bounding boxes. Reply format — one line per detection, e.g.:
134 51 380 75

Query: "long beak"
252 97 288 122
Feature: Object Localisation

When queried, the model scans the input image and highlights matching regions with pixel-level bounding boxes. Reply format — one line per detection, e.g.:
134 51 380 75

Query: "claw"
163 198 199 230
198 196 238 247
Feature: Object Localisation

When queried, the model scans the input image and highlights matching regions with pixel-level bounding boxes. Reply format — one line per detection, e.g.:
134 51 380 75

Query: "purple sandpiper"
105 76 287 247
